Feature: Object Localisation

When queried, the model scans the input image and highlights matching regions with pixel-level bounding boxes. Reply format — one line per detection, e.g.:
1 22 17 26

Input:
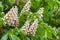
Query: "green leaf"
47 30 52 38
8 0 14 3
0 18 4 26
9 34 20 40
0 1 3 11
13 27 19 35
19 29 26 37
1 34 8 40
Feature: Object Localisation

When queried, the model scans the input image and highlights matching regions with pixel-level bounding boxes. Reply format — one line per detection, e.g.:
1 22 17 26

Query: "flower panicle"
22 20 30 34
37 7 44 18
21 0 31 13
28 19 38 35
3 6 19 27
22 19 38 36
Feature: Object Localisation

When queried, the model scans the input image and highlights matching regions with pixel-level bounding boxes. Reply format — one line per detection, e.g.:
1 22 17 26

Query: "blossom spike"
37 7 44 18
22 20 30 34
21 0 31 13
3 6 19 27
28 19 38 35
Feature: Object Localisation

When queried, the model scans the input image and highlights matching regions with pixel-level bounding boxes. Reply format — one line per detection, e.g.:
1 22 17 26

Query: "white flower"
28 19 38 35
22 19 38 36
21 0 31 13
37 7 44 18
56 36 59 39
22 20 30 34
3 6 19 27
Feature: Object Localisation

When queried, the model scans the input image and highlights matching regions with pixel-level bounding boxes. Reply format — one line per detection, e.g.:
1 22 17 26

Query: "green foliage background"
0 0 60 40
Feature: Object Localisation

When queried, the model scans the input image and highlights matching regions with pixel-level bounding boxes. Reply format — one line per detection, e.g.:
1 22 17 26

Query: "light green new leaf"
1 34 8 40
9 34 20 40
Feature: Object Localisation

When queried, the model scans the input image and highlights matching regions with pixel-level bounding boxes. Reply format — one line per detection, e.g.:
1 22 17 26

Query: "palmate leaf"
36 25 45 36
31 0 41 12
46 30 52 38
7 27 19 35
1 34 8 40
12 27 19 35
0 12 5 18
46 26 57 36
57 27 60 34
36 22 57 39
0 1 3 11
19 29 27 38
9 34 20 40
8 0 15 3
0 18 4 26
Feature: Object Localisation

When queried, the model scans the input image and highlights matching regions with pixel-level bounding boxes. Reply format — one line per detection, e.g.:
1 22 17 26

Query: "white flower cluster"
37 7 44 18
28 19 38 35
3 6 19 27
21 0 31 13
22 19 38 36
22 20 30 34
